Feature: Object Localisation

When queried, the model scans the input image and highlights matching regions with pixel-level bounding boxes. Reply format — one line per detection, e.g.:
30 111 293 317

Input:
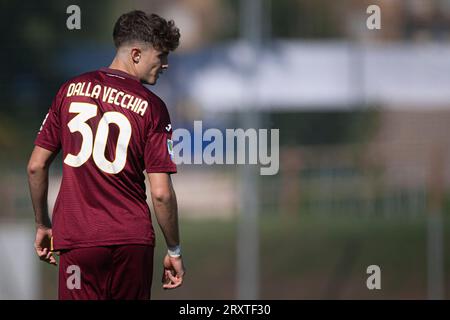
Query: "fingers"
161 255 185 289
44 252 57 266
35 247 58 266
48 254 57 266
162 269 183 290
34 229 57 266
35 246 47 259
162 269 170 284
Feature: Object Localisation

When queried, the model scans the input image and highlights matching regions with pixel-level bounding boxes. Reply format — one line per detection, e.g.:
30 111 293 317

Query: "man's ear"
131 48 141 64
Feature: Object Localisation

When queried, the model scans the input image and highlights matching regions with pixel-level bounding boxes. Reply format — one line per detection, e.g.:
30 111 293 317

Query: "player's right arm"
29 86 64 266
148 172 185 289
27 146 58 266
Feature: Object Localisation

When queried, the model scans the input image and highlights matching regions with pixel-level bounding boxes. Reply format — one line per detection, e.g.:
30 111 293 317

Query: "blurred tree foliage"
224 0 343 41
270 0 344 39
0 0 114 162
270 109 380 146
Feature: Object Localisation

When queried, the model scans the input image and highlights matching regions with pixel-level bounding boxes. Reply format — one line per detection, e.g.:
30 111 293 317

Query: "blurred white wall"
186 41 450 111
0 222 39 299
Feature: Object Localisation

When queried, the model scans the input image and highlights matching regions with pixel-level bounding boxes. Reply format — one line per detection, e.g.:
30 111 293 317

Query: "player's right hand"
34 226 57 266
162 254 185 290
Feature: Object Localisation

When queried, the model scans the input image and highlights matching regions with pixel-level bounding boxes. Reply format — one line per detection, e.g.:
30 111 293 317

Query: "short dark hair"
113 10 180 52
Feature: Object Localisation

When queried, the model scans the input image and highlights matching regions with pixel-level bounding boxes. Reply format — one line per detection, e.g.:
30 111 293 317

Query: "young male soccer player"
27 10 185 299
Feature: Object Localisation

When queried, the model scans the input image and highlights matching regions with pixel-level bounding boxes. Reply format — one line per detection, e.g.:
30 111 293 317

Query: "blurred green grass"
40 213 450 299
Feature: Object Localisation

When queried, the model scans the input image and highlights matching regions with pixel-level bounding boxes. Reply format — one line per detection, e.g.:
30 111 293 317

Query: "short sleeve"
144 99 177 174
34 88 63 153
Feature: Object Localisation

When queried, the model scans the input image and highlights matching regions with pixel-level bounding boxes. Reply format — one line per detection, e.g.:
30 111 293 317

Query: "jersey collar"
100 67 141 82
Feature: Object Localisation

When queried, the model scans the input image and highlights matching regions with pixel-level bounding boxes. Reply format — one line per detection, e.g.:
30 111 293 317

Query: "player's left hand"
34 226 57 266
162 254 185 290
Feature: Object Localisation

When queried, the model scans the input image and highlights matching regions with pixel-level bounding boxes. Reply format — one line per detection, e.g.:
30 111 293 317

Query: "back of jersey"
35 68 176 251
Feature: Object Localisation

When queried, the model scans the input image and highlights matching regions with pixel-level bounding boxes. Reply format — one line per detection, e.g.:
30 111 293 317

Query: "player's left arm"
27 145 58 265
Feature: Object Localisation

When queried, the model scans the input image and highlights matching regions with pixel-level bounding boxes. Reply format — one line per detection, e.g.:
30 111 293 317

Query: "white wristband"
168 245 181 257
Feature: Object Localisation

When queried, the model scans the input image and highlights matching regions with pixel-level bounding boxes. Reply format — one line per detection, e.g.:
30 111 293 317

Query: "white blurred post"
427 211 444 299
236 0 267 300
427 146 445 300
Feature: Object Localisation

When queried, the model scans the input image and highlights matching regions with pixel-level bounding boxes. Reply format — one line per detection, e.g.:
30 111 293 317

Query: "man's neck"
109 56 138 79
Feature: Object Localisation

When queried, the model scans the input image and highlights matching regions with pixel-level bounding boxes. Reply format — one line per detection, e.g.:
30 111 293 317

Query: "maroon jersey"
35 68 176 250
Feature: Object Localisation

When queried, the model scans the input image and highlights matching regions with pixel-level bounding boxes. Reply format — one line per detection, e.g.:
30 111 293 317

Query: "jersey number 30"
64 102 132 174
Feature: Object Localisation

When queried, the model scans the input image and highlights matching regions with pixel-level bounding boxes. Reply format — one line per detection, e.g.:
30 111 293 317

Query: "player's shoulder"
66 70 103 85
141 87 169 114
55 70 102 94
